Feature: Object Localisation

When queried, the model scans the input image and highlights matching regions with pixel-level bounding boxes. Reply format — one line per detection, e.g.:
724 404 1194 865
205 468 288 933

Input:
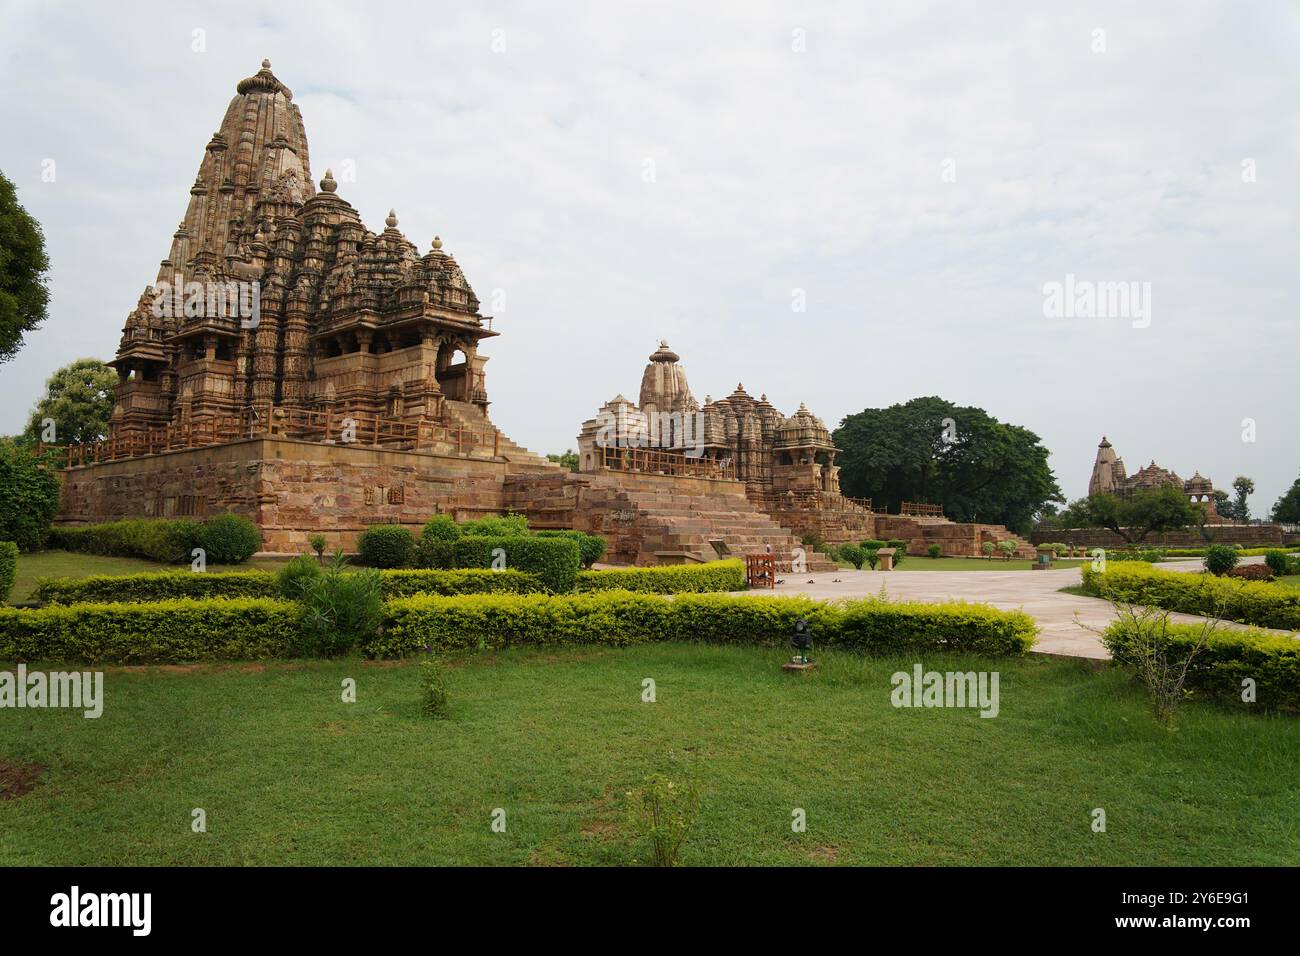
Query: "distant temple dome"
638 340 695 414
775 403 834 449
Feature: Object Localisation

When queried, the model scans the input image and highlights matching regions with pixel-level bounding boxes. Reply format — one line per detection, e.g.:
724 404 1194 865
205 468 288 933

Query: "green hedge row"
48 515 261 564
1161 546 1300 558
1103 618 1300 713
0 597 302 664
575 559 745 594
419 535 581 593
33 567 546 605
1082 563 1300 631
371 592 1037 658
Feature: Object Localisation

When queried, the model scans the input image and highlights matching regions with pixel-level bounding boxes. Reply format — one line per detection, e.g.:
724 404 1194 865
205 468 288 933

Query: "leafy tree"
0 169 50 362
1230 476 1254 523
1212 489 1233 521
833 396 1063 534
1059 487 1205 545
24 358 117 444
547 449 579 472
1272 473 1300 524
0 437 62 550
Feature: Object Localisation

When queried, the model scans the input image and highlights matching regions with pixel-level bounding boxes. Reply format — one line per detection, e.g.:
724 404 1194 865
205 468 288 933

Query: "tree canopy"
25 358 117 445
832 396 1063 534
1059 486 1205 544
1272 473 1300 524
0 169 50 363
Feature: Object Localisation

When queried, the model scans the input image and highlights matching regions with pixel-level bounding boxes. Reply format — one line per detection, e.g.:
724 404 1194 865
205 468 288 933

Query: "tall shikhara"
109 59 495 444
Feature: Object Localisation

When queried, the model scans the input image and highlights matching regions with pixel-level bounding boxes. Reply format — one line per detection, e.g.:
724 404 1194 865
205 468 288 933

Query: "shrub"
1228 564 1275 582
357 524 415 568
451 535 580 593
996 540 1016 559
838 544 866 569
1100 603 1215 725
575 560 744 594
0 541 17 603
197 513 261 564
801 532 827 554
276 555 322 600
1103 614 1300 713
861 539 886 551
1203 544 1239 577
0 439 62 551
49 518 204 563
457 513 529 537
308 534 327 561
627 775 700 867
420 514 461 542
1263 550 1292 577
37 569 277 605
418 656 450 719
294 555 382 657
1082 563 1300 630
927 544 942 559
536 530 607 568
886 539 907 567
0 597 302 664
370 591 1037 659
380 568 542 598
981 541 995 557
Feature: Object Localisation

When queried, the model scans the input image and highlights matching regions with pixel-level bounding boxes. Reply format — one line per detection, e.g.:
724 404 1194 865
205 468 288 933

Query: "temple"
107 59 499 451
1088 436 1218 517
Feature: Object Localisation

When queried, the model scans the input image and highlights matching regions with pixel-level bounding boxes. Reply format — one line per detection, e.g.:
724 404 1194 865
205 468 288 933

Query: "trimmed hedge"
370 591 1037 659
35 570 277 605
50 518 204 563
357 524 415 569
33 567 545 605
1103 618 1300 713
450 535 580 593
535 530 607 568
0 598 302 664
1082 563 1300 631
0 541 17 603
575 559 745 594
197 513 262 563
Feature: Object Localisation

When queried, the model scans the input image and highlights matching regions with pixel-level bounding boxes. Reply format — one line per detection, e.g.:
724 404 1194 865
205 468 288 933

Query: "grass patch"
0 644 1294 866
10 550 292 604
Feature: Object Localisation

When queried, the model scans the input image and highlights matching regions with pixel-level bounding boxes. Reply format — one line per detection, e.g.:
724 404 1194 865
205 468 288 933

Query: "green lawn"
1 645 1294 866
9 550 292 603
839 557 1085 572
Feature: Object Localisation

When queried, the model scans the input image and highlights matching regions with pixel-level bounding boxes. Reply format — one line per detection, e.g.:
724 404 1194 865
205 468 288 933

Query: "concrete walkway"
735 558 1281 660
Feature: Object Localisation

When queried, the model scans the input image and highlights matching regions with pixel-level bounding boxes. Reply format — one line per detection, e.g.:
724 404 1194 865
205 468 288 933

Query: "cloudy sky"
1 0 1296 510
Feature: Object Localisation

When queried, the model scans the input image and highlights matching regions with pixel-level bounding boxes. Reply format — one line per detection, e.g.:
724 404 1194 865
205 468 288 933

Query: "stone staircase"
442 400 561 471
505 470 838 571
875 514 1037 559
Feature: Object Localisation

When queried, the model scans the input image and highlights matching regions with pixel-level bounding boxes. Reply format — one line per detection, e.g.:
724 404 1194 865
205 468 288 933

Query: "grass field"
8 551 293 603
838 557 1086 572
1 645 1295 866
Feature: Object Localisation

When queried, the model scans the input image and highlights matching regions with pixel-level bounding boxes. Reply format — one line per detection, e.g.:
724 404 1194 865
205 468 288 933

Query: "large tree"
23 358 117 445
0 169 50 362
1230 475 1255 523
0 437 62 550
1059 486 1205 544
833 396 1063 533
1272 472 1300 524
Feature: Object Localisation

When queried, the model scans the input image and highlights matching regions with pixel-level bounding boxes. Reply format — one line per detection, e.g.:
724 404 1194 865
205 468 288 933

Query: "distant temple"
1088 436 1218 516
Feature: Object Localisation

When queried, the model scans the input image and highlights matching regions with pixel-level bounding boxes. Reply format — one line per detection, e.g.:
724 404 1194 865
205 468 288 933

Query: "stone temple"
55 60 1038 565
1088 436 1218 517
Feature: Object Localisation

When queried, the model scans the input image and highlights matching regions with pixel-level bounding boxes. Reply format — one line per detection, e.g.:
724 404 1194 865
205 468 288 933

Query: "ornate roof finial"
262 58 271 69
320 168 337 193
432 235 443 251
385 209 398 229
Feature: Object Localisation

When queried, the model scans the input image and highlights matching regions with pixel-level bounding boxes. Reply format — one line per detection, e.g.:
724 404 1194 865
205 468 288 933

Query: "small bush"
1263 550 1292 577
627 775 700 867
1203 544 1239 576
457 513 529 537
418 656 451 719
451 535 580 593
981 541 995 557
295 554 382 656
536 530 607 568
838 544 866 569
308 534 327 560
0 541 17 603
0 439 62 551
997 540 1016 559
420 514 461 542
801 532 827 554
276 555 322 600
576 560 744 594
197 513 262 564
886 539 907 567
861 539 886 551
927 544 942 559
1228 564 1275 582
357 525 415 569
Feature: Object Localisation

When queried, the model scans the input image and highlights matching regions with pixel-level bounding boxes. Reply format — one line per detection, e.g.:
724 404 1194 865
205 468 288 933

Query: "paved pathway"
735 558 1281 660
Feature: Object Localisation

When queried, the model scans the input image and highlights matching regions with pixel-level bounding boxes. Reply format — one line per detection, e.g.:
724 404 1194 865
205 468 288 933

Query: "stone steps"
442 400 559 470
